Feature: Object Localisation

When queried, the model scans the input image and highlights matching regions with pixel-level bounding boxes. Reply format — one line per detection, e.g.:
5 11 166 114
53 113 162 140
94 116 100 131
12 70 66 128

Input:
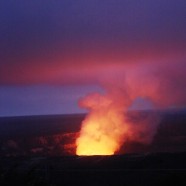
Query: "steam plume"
76 60 186 155
76 84 159 155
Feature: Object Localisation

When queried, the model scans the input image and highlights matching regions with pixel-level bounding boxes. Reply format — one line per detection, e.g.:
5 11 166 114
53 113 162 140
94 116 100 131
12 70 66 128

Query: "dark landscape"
0 109 186 185
1 0 186 185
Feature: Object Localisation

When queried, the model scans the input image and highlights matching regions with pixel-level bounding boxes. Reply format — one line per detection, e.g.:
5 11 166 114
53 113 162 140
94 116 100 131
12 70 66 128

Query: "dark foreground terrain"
0 109 186 156
1 152 186 186
0 109 186 185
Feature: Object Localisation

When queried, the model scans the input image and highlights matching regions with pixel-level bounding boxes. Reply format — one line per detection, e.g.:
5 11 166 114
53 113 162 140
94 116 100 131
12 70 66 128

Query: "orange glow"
76 93 129 156
75 83 161 156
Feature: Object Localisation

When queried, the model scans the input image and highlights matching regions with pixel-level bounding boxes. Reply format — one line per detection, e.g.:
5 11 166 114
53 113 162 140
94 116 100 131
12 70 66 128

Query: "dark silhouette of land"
1 152 186 186
0 109 186 185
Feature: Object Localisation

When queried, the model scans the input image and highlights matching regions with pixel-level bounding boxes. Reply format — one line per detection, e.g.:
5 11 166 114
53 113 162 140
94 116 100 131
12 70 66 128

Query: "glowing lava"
76 92 129 156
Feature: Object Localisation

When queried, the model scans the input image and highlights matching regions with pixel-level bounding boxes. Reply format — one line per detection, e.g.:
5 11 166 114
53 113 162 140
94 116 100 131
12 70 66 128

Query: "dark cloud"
0 0 185 67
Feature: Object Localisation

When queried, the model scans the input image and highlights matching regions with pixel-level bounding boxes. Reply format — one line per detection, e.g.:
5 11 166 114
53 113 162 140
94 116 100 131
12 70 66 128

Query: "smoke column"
76 60 186 155
76 87 130 155
75 83 159 155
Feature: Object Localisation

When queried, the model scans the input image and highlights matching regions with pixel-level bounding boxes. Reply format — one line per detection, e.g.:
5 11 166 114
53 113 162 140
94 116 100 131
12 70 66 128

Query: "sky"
0 0 186 116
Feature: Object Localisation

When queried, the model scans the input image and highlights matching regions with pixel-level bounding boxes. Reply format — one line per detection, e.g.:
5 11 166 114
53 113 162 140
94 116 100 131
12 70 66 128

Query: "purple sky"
0 0 186 116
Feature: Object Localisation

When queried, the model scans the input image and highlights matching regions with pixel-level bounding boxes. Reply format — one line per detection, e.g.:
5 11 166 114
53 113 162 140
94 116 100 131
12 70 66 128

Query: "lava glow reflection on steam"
76 93 129 156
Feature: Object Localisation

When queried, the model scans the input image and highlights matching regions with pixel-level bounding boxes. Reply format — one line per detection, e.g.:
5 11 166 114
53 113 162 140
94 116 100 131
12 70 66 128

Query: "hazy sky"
0 0 186 116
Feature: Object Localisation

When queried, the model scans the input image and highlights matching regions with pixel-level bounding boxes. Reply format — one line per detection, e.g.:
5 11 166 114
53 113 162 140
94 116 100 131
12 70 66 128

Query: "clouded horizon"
0 0 186 116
